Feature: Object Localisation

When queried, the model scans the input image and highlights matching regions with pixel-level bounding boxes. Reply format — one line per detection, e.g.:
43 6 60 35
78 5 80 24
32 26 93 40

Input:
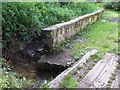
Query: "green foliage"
0 58 33 88
2 2 42 48
86 58 91 62
2 2 97 49
59 74 77 88
77 66 83 70
103 2 120 11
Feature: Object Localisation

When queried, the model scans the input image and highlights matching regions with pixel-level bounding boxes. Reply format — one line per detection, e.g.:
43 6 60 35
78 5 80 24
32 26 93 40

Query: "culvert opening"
3 37 68 87
10 61 68 87
36 62 68 79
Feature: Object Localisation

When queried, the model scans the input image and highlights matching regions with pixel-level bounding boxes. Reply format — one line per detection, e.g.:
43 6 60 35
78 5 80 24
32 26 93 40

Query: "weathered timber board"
78 53 116 88
93 55 118 88
48 50 98 88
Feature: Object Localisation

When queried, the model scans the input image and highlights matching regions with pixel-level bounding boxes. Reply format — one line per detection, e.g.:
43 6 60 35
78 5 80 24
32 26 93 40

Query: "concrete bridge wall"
41 9 104 51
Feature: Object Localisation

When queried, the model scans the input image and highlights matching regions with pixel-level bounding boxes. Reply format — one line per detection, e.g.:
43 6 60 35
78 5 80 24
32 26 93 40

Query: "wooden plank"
93 55 118 88
48 50 98 88
78 53 115 88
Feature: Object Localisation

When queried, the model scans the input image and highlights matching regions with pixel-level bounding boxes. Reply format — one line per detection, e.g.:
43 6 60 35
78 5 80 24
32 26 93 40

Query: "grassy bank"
71 10 118 59
60 9 118 88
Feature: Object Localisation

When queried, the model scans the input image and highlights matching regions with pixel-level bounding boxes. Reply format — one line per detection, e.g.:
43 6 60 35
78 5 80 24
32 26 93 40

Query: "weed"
77 74 84 82
70 69 78 75
106 83 111 88
84 70 89 74
108 80 112 84
89 63 95 70
93 59 98 63
106 71 117 88
86 58 91 62
111 72 116 77
59 74 77 88
77 66 83 70
79 74 83 79
116 63 120 69
110 76 115 80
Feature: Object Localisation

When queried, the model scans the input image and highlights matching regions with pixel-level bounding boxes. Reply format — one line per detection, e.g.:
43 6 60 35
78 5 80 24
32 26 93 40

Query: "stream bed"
10 60 68 88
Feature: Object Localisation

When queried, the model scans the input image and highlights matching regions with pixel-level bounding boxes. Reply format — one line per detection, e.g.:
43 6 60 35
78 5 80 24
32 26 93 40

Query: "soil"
2 35 86 87
38 36 87 66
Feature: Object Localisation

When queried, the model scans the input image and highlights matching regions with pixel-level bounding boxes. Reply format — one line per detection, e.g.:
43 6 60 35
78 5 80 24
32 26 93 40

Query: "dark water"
3 37 68 88
11 61 67 88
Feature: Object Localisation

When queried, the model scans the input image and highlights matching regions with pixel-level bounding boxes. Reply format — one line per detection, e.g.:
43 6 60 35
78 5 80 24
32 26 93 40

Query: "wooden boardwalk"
78 53 118 88
48 50 98 88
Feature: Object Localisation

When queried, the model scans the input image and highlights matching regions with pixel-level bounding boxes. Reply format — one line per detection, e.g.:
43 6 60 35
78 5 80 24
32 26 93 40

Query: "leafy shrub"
2 2 42 48
103 2 120 11
2 2 97 49
0 58 33 88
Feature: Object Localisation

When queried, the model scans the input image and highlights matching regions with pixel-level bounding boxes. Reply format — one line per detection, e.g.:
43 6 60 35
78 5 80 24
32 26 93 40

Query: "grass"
86 58 91 62
59 74 77 88
106 71 117 88
77 74 84 82
77 66 83 70
59 9 118 88
70 69 78 75
116 63 120 69
89 63 95 70
71 10 118 59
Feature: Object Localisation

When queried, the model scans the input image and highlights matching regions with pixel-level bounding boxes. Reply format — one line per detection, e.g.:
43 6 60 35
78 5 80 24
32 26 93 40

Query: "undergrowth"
0 58 33 89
